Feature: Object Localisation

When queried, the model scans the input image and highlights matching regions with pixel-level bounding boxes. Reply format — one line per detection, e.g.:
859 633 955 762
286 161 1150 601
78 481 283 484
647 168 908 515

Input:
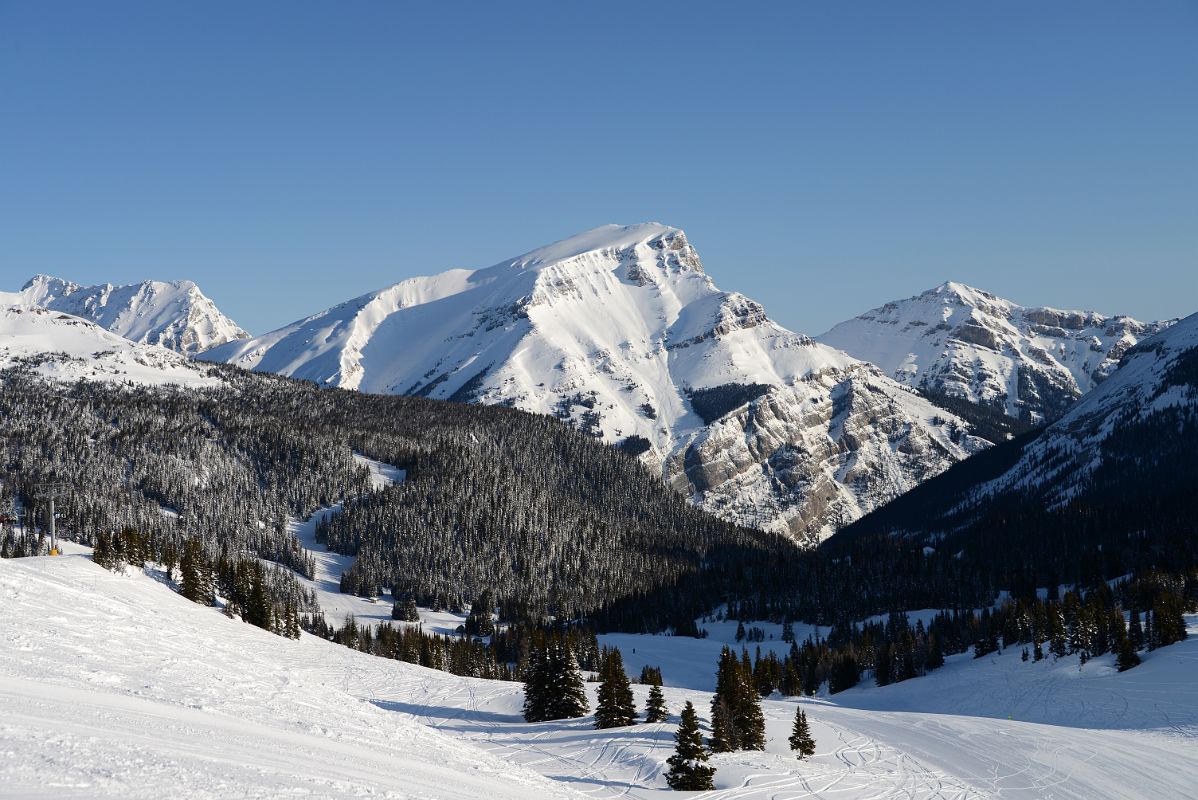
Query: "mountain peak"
10 274 248 354
502 223 689 270
925 281 1007 309
819 284 1171 423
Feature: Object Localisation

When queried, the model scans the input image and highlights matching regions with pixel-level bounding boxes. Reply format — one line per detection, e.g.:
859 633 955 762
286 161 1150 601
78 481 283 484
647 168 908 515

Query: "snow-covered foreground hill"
0 555 572 800
0 305 221 387
204 223 987 542
4 554 1195 799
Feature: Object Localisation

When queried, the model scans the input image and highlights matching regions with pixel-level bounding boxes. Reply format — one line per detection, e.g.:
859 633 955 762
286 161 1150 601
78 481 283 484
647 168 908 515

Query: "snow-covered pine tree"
665 701 715 791
1049 605 1068 659
401 598 420 622
594 647 636 728
788 706 816 759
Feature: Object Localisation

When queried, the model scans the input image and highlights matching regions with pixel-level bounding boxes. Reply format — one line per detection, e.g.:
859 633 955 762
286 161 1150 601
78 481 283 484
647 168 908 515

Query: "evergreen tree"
92 530 114 570
734 664 767 750
708 645 765 752
1116 635 1142 672
709 647 741 752
1128 609 1144 652
788 706 816 759
709 696 737 753
401 597 420 622
828 652 860 694
595 647 636 728
1048 605 1068 659
522 644 549 722
644 681 669 723
179 538 213 606
541 640 589 721
665 702 716 791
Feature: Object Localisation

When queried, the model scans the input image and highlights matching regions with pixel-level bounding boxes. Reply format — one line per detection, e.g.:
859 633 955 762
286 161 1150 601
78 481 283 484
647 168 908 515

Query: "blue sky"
1 1 1195 335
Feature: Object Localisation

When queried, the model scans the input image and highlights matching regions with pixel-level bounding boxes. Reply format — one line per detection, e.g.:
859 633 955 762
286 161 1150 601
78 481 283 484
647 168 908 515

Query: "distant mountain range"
10 274 248 355
818 281 1171 424
4 225 1181 544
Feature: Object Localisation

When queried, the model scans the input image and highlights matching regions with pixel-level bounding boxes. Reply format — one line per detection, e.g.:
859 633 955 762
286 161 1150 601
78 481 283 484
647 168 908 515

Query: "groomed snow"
0 555 574 800
3 554 1195 799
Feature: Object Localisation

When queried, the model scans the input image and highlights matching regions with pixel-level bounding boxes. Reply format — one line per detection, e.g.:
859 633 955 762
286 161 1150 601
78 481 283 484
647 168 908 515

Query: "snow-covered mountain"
981 309 1198 505
0 303 220 387
818 282 1172 424
13 274 248 355
837 310 1198 547
203 223 989 543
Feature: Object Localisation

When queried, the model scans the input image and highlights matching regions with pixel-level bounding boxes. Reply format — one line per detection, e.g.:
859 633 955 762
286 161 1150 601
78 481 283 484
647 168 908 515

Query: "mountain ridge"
12 274 249 355
817 280 1173 424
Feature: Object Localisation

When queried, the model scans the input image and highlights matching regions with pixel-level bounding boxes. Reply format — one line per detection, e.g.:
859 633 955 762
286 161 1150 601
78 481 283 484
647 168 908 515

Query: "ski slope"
0 555 573 800
3 553 1195 799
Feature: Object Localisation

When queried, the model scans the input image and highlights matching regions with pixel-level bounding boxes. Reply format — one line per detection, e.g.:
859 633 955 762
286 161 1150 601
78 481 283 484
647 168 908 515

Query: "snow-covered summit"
0 305 220 387
204 223 986 543
12 274 249 355
818 282 1172 423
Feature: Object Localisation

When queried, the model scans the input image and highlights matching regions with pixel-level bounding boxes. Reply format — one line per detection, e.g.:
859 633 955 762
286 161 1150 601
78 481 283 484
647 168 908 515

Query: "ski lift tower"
34 483 66 556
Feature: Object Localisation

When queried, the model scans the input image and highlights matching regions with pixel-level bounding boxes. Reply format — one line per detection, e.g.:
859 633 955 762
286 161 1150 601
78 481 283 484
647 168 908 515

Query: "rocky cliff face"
203 223 988 542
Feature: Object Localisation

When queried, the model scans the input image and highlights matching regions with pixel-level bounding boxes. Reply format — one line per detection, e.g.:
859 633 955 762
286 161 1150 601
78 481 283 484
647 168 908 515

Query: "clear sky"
1 1 1195 336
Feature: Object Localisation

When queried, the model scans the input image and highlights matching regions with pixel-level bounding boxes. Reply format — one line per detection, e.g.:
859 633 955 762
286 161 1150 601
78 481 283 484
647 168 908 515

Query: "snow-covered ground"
0 555 572 800
0 306 221 388
3 553 1195 799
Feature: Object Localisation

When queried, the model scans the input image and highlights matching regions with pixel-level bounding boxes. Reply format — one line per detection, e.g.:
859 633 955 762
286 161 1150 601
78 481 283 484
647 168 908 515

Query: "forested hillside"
0 362 790 625
5 308 1194 640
